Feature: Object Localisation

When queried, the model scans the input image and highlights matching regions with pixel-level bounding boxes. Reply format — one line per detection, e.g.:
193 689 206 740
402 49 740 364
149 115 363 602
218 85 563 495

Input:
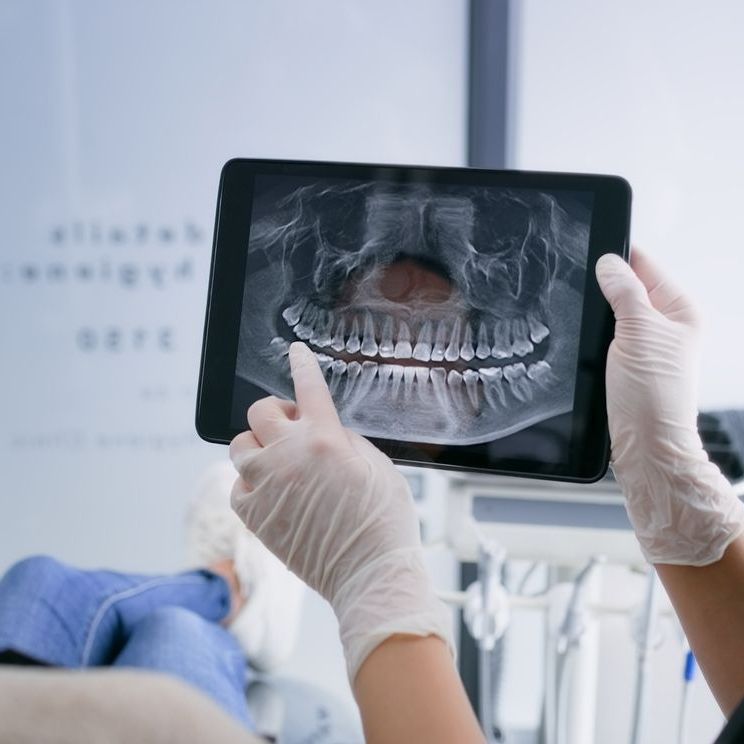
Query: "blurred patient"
0 462 304 731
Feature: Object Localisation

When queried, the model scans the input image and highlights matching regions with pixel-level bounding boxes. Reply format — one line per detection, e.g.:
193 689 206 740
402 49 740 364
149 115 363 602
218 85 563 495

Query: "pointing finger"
288 342 341 426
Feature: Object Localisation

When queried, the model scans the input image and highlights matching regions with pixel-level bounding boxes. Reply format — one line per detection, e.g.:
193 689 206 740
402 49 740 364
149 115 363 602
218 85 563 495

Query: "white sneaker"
185 461 306 672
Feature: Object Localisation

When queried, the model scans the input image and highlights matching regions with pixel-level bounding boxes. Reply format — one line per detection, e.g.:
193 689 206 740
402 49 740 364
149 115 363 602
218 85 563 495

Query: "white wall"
0 0 468 568
511 0 744 410
511 2 744 740
0 0 468 722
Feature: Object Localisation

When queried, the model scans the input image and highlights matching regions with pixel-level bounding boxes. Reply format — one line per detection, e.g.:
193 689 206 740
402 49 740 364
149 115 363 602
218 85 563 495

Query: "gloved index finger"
288 342 342 425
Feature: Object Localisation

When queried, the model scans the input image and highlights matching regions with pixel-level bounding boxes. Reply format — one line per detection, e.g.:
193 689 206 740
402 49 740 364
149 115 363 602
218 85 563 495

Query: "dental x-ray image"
233 175 592 446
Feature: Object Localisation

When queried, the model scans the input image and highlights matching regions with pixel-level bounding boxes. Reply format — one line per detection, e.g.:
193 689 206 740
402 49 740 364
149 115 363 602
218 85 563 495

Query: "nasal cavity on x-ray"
234 178 591 447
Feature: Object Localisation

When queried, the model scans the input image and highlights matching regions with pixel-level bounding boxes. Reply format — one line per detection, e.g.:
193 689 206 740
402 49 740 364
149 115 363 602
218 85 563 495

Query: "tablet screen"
196 159 630 481
230 173 593 463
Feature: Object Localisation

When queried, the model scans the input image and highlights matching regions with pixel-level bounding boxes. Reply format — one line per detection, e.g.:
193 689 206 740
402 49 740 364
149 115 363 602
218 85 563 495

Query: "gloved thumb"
595 253 651 318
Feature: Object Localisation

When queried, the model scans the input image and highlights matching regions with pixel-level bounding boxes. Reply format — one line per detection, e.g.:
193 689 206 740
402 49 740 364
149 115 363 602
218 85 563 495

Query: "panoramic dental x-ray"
234 176 591 446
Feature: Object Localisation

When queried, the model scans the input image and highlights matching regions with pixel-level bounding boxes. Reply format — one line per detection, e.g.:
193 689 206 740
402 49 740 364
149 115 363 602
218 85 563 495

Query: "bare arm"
354 635 485 744
657 535 744 716
230 343 478 740
595 250 744 717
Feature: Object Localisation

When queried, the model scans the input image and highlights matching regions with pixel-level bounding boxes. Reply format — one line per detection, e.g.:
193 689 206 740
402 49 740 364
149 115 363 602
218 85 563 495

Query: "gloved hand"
596 249 744 566
229 342 453 681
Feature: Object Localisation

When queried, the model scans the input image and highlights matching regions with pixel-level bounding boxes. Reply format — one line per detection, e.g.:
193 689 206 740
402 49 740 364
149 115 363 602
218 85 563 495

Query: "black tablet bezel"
196 158 631 483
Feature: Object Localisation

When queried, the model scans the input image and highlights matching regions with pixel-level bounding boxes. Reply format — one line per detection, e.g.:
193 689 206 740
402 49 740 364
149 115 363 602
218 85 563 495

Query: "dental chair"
247 674 361 742
0 667 361 744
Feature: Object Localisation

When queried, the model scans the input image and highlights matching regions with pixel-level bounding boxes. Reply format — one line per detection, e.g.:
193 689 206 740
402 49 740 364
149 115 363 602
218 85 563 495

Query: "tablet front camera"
235 182 589 446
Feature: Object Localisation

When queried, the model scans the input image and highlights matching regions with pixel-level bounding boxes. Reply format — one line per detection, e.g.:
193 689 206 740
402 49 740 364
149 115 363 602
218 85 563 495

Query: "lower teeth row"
268 336 552 407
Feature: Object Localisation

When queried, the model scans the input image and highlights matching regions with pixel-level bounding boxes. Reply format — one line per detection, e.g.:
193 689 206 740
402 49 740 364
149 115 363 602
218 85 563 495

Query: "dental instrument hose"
677 648 696 744
551 557 603 744
629 569 660 744
479 644 502 743
478 544 498 743
472 539 508 744
483 570 508 743
555 648 577 744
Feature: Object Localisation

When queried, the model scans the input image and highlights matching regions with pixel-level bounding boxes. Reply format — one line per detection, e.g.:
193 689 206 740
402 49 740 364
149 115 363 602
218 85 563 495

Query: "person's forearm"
353 635 485 744
657 534 744 716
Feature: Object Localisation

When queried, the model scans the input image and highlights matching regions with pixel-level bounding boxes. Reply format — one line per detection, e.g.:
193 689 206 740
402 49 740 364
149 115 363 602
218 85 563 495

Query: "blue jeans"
0 555 254 730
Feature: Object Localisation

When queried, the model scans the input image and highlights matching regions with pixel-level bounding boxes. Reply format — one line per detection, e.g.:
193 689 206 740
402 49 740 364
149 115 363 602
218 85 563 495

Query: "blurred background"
1 1 743 742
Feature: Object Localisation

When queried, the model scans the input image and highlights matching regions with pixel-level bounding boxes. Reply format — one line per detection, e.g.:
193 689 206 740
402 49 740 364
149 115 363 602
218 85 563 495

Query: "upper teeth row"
282 299 550 362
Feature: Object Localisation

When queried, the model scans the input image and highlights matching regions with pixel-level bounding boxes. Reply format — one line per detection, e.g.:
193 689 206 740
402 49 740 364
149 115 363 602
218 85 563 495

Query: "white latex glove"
596 249 744 566
229 342 453 681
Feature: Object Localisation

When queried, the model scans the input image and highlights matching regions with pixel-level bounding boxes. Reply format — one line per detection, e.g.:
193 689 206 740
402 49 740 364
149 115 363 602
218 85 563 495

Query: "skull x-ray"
233 175 592 446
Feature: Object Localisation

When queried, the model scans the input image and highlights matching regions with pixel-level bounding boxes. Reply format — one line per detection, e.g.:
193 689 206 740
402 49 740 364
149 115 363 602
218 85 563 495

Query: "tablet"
196 159 631 483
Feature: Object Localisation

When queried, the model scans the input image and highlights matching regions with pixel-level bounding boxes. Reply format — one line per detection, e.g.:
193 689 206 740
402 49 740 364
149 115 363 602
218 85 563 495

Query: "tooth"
294 323 311 341
394 320 413 359
463 368 480 408
518 378 534 401
527 360 550 379
412 321 433 362
331 317 346 352
378 363 394 382
503 362 532 402
479 367 506 407
390 365 404 396
527 360 553 388
430 367 449 409
320 309 335 347
310 309 333 347
431 321 448 362
294 304 317 340
460 323 475 361
329 359 347 394
309 319 321 346
360 311 379 357
343 360 362 400
476 321 491 359
447 369 463 387
403 366 416 396
414 366 430 386
356 360 379 398
527 313 550 344
282 297 307 327
316 353 333 375
444 317 462 362
491 319 512 359
345 315 361 354
269 336 290 356
503 362 526 381
511 318 534 357
378 315 395 358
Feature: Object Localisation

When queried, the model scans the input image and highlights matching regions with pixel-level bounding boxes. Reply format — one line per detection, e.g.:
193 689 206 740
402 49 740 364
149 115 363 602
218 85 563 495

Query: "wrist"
331 548 455 682
615 456 744 566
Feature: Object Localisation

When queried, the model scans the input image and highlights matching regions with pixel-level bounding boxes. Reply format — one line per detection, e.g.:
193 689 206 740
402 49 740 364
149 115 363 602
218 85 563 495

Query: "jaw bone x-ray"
235 176 591 445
